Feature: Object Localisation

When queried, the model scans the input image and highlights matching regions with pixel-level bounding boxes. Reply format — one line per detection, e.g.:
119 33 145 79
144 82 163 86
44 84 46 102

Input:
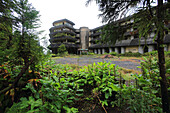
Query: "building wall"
50 18 170 54
125 46 139 53
80 27 89 49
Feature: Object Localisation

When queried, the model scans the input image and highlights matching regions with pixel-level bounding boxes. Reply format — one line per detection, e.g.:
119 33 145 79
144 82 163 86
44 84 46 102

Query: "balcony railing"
49 36 77 42
90 32 102 37
50 43 80 48
50 30 76 38
49 24 75 33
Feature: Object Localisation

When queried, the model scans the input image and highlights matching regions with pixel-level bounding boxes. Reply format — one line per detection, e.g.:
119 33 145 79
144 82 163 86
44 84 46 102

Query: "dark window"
165 30 168 34
144 46 148 53
125 37 128 40
134 35 138 39
118 47 121 54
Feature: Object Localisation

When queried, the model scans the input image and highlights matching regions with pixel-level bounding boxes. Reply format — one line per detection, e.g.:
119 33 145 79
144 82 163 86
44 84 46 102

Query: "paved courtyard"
54 56 141 70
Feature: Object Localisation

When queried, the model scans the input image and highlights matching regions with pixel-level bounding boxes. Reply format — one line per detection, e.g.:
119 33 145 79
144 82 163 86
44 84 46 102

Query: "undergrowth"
1 56 169 113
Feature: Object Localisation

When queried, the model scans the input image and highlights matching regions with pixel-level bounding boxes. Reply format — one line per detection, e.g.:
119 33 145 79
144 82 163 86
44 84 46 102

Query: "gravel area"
54 56 141 70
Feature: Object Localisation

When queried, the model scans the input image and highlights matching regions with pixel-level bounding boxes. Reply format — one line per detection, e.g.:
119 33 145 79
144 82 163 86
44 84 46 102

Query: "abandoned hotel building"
49 17 170 54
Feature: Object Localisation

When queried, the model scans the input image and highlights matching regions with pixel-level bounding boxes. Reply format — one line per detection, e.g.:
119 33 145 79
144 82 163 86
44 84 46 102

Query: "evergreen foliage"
0 0 45 112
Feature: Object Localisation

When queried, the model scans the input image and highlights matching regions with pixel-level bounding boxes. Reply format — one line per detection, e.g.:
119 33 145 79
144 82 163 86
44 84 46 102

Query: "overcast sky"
29 0 103 46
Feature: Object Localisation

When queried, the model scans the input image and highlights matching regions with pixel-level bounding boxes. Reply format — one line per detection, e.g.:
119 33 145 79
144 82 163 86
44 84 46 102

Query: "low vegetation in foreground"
1 52 170 113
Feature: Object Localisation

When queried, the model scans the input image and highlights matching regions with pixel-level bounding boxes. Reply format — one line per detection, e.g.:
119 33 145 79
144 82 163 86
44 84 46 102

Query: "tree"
0 0 44 112
11 0 41 66
0 0 14 63
86 0 169 112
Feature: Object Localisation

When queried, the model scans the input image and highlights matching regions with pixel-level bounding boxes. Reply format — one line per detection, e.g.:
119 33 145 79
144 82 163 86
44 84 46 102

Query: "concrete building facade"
49 18 170 54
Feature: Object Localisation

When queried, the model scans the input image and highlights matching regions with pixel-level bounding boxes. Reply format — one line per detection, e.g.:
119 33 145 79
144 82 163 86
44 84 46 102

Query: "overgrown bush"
81 51 88 55
143 51 158 56
57 51 68 57
113 56 163 112
165 51 170 57
103 52 108 55
5 57 166 112
6 62 120 112
57 44 67 54
88 52 95 55
51 54 57 57
120 52 141 57
109 52 118 56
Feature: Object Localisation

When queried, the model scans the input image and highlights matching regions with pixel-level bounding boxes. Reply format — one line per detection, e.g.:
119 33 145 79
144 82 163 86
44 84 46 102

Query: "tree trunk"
157 34 169 112
157 0 169 112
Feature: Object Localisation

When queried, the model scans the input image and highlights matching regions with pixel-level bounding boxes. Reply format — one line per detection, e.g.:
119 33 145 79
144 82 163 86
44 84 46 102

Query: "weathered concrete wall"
80 27 90 49
115 48 119 53
109 48 112 53
121 47 125 54
148 45 154 52
138 46 143 54
94 49 97 54
102 48 105 54
125 46 138 53
98 49 101 54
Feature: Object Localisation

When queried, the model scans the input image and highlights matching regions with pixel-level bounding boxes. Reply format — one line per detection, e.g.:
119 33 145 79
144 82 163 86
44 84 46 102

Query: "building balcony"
49 43 80 49
124 31 131 36
76 34 80 37
90 32 102 37
89 44 112 49
75 29 80 32
89 37 101 42
49 36 77 42
49 24 75 33
115 39 132 47
49 30 76 38
53 19 75 26
124 29 139 36
75 39 80 43
75 41 80 44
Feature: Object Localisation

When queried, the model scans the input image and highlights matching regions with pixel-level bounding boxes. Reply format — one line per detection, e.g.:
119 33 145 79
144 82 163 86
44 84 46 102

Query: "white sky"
29 0 104 46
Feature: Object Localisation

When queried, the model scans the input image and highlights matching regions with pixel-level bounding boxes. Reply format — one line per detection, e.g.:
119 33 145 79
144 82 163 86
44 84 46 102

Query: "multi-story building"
49 17 170 54
49 19 79 54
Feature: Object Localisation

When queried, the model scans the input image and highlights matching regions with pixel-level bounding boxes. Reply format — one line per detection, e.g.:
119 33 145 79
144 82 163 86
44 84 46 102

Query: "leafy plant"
121 52 141 57
143 51 158 56
4 54 168 112
88 52 95 55
57 44 68 56
113 56 163 112
109 52 118 56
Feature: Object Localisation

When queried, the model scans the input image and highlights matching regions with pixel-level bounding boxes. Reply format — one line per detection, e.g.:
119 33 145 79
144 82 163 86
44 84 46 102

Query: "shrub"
57 51 68 57
120 52 141 57
57 44 67 54
143 51 158 56
81 51 88 55
104 52 108 55
165 51 170 57
88 52 95 55
114 57 162 112
51 54 57 57
109 52 118 56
